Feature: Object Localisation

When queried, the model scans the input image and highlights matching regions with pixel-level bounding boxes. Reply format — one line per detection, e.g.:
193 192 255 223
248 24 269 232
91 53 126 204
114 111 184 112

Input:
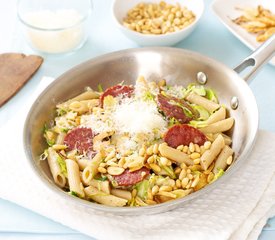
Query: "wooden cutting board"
0 53 43 107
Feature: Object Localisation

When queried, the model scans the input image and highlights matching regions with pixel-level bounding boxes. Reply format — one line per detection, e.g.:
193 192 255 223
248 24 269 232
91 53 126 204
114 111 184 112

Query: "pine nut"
177 145 184 151
204 141 211 150
150 163 161 173
147 155 156 164
107 167 125 176
139 147 146 156
118 157 126 168
146 145 154 155
147 189 153 200
226 155 233 165
132 189 137 198
160 156 169 166
98 167 107 174
187 173 193 180
190 152 201 160
180 162 187 169
207 172 214 183
183 146 189 153
179 169 187 180
181 177 189 188
191 175 200 188
99 162 107 168
194 144 200 153
105 150 116 161
186 168 191 174
159 185 173 192
152 185 159 195
189 142 195 153
176 179 182 188
193 158 201 165
175 167 182 175
153 143 159 154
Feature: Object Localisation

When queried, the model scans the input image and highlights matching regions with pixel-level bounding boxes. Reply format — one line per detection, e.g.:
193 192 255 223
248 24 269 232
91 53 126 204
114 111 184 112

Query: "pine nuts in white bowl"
112 0 204 46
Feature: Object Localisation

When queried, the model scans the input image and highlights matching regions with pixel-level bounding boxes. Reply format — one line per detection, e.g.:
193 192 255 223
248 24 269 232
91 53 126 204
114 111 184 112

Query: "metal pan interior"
23 47 258 215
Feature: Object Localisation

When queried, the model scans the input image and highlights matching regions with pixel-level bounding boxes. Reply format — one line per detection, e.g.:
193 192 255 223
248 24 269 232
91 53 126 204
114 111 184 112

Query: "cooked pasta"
42 77 235 206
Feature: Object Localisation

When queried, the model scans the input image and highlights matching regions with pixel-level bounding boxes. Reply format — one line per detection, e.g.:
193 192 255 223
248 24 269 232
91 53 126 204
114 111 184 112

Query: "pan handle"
234 34 275 82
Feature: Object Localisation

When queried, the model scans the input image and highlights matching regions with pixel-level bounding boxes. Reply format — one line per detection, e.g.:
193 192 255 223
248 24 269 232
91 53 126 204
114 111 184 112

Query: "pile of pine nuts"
123 1 196 35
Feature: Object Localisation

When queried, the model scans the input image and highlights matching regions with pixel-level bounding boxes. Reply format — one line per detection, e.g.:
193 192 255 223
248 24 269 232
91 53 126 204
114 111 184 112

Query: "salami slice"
112 167 150 186
164 124 207 148
64 127 93 153
157 94 197 124
100 85 134 106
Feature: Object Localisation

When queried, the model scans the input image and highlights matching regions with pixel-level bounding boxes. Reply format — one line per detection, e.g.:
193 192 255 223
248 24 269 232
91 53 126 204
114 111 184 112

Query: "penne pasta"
77 159 90 171
82 152 103 185
55 132 66 145
47 147 66 188
159 143 193 166
110 189 132 200
69 99 99 114
206 107 226 125
84 186 128 207
201 134 225 170
213 145 234 174
66 159 84 197
57 90 100 110
186 92 220 113
200 117 234 134
42 77 236 207
88 179 110 194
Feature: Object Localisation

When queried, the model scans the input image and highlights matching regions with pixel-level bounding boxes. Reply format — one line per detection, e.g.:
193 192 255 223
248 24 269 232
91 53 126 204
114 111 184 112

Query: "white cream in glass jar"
17 0 92 54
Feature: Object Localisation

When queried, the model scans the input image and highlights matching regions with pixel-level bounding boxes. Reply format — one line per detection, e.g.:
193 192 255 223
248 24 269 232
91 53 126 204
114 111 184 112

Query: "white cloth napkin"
0 77 274 240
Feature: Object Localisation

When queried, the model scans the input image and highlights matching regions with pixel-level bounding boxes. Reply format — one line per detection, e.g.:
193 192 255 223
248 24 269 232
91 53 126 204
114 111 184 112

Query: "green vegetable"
193 105 210 121
135 180 149 200
211 169 224 183
57 108 67 116
168 117 179 127
189 120 208 128
205 89 218 103
95 175 108 181
46 138 55 147
97 84 103 93
70 191 79 197
185 84 206 96
143 91 154 101
161 165 176 179
57 155 67 177
61 128 69 133
43 123 49 134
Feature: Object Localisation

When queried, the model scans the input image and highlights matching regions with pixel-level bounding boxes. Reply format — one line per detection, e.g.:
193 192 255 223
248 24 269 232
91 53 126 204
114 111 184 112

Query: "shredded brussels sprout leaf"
57 155 67 177
211 169 225 183
136 180 149 200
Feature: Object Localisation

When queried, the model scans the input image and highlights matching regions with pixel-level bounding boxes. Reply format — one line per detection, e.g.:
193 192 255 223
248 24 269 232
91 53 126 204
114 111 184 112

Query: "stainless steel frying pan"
24 35 275 215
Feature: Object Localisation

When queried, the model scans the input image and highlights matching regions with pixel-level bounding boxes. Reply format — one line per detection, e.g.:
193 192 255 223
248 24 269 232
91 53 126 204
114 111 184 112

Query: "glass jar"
17 0 92 54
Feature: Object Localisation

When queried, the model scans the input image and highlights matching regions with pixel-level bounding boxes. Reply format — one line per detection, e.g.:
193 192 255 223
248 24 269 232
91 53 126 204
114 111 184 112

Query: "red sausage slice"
64 127 93 153
100 85 134 106
157 94 196 124
112 167 150 187
164 124 207 148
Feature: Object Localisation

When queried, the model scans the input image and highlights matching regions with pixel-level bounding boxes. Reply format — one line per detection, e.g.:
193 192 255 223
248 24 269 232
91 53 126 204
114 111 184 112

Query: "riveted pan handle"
234 34 275 82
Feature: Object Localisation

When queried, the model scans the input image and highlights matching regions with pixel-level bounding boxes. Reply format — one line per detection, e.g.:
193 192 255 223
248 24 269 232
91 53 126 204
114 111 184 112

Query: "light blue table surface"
0 0 274 239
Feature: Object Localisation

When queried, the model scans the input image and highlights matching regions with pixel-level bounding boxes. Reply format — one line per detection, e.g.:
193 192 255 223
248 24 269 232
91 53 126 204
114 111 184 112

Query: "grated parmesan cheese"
112 99 167 135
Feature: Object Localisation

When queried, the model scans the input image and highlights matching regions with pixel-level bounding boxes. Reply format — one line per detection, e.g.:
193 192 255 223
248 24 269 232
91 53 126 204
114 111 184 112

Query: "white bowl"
112 0 204 46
